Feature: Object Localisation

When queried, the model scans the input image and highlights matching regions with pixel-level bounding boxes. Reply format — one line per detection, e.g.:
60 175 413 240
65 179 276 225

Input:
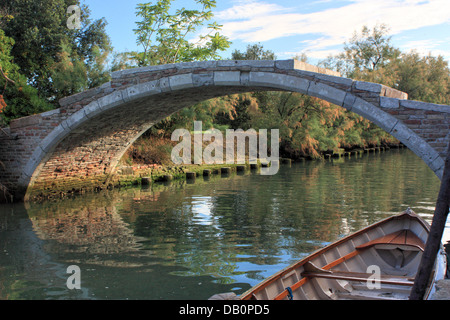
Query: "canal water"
0 149 442 300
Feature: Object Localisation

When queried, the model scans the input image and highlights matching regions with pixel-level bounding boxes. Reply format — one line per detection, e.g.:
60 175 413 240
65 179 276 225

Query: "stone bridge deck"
0 59 449 202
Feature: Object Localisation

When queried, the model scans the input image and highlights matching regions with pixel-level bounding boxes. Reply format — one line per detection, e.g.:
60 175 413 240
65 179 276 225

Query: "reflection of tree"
0 204 91 299
26 197 143 258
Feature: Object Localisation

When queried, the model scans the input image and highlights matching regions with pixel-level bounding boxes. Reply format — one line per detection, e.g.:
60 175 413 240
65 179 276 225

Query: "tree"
0 29 52 124
50 40 87 98
346 24 400 72
1 0 112 103
320 24 400 82
132 0 230 66
132 0 232 138
395 52 450 105
320 23 450 106
231 43 276 61
251 92 343 158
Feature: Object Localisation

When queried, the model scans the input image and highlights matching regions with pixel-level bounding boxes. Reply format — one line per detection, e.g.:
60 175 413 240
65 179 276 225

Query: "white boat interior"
239 210 447 300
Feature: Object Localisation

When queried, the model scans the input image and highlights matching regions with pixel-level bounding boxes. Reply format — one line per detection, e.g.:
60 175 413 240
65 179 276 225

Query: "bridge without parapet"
0 59 449 202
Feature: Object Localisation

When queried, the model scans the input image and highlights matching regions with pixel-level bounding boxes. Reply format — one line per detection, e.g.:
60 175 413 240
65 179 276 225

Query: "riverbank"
113 143 406 189
24 141 405 202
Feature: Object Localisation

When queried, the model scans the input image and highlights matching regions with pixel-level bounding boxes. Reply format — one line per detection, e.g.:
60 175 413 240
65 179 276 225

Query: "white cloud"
215 1 287 21
214 0 450 59
400 39 450 60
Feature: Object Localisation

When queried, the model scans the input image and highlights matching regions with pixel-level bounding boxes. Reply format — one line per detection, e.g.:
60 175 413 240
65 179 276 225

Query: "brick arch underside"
25 86 256 200
24 78 440 201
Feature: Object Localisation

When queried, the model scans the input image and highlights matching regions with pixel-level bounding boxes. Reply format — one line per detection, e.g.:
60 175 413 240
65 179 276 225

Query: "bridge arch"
0 60 446 201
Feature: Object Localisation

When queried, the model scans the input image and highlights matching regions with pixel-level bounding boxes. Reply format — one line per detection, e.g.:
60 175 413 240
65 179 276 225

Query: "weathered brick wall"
0 59 448 202
386 106 450 159
0 132 22 201
0 108 69 199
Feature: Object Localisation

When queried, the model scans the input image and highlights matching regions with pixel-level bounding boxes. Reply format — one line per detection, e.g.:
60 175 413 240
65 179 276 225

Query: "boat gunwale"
240 210 431 300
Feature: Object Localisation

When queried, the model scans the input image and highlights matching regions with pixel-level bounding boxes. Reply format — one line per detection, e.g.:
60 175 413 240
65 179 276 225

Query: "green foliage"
344 24 400 73
320 24 450 106
394 52 450 104
321 24 401 79
0 29 52 124
231 43 276 60
1 0 72 97
216 94 254 130
50 41 88 98
86 44 113 88
249 92 381 159
132 0 232 136
131 0 230 66
1 0 112 103
110 51 139 72
50 41 111 98
147 95 240 138
125 135 175 165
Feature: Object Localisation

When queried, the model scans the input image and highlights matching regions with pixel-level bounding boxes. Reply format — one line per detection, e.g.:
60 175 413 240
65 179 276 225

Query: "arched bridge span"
0 59 448 202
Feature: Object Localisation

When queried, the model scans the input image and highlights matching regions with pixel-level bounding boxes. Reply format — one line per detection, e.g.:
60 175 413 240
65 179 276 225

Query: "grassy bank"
115 135 404 187
25 139 404 202
114 162 243 186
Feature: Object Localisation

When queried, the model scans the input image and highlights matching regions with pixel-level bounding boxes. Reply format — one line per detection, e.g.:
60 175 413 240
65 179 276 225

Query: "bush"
123 136 175 165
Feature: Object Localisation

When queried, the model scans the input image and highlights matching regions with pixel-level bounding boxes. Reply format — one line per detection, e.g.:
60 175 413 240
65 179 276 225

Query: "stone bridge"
0 59 449 202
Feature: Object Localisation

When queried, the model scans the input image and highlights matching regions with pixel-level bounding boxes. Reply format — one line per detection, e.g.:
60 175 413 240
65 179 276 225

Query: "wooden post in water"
186 172 196 180
410 144 450 300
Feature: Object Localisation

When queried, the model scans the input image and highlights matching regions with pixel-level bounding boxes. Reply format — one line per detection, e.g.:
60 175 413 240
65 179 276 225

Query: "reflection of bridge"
0 59 449 202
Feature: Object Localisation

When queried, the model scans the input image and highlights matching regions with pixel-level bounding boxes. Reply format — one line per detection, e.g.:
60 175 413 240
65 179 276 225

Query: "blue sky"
86 0 450 64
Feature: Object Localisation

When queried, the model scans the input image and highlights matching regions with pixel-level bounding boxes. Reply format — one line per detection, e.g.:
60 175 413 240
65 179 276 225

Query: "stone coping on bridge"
51 59 408 111
1 59 410 133
111 59 342 78
380 97 450 113
109 59 408 97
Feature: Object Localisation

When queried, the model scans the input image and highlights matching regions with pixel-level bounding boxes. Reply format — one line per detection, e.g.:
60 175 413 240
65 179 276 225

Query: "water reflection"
0 149 442 300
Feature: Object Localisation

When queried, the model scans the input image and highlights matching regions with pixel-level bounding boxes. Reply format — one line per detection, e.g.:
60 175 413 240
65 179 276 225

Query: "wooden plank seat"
301 269 415 286
355 229 425 252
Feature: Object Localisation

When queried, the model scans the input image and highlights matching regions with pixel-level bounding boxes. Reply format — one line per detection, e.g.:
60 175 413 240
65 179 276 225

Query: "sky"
86 0 450 64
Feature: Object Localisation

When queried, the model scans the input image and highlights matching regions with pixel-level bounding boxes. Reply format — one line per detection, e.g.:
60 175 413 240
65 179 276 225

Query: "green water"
0 149 441 300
